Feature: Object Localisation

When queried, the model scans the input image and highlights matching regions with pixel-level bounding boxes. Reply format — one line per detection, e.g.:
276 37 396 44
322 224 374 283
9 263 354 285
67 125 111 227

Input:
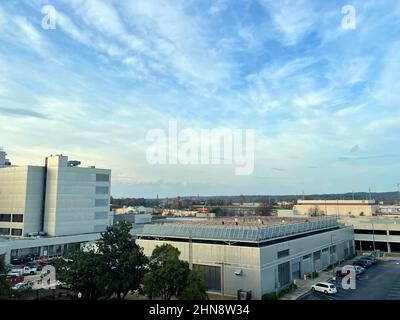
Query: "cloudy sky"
1 0 400 198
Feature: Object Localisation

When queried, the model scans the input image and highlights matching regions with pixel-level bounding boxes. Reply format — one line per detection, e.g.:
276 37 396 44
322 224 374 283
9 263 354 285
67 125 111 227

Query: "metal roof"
132 216 340 243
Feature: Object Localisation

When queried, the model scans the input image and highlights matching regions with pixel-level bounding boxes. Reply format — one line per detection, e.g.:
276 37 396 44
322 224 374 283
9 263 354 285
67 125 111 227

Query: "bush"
312 271 319 278
262 292 278 300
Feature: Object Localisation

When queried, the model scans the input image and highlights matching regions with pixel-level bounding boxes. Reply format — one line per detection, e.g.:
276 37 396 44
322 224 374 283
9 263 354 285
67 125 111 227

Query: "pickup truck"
8 265 37 276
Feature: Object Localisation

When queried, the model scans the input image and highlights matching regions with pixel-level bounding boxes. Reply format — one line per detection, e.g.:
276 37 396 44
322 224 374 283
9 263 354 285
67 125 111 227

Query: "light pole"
331 233 336 279
371 220 376 252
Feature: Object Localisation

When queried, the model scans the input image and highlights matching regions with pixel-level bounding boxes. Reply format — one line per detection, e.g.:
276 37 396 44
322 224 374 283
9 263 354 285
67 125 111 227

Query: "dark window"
96 174 109 182
96 186 109 194
0 214 11 222
278 261 290 287
94 225 107 232
11 229 22 236
0 228 10 235
95 212 108 220
313 251 321 260
12 214 23 223
354 229 386 235
277 249 290 259
303 254 311 259
95 199 109 207
389 231 400 236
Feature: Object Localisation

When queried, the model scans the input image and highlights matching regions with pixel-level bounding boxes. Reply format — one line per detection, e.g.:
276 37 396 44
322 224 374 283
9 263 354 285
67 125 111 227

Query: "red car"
6 275 24 286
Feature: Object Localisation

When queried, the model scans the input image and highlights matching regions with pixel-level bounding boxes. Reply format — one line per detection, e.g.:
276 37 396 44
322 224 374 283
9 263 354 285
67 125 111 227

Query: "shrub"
262 292 278 300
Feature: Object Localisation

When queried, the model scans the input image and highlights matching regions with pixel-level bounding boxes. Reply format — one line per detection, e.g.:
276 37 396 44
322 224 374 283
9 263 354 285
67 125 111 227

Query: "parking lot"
300 259 400 300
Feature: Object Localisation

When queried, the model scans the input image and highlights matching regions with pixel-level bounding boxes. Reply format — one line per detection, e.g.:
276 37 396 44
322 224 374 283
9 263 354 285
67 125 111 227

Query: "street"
301 259 400 300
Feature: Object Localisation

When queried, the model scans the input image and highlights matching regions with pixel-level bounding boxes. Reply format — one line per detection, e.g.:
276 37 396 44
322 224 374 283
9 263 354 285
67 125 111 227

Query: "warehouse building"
132 216 355 299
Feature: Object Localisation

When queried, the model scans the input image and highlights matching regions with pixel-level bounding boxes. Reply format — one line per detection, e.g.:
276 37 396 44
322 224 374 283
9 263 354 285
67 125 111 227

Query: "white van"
311 282 337 294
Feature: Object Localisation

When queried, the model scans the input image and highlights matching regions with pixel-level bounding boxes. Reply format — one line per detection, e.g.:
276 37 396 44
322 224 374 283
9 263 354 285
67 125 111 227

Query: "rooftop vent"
67 160 81 167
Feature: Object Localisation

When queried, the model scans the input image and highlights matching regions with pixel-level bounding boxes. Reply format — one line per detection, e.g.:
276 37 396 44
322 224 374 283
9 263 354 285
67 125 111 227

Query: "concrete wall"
294 201 376 216
43 155 111 236
136 239 262 299
259 227 354 294
0 166 44 236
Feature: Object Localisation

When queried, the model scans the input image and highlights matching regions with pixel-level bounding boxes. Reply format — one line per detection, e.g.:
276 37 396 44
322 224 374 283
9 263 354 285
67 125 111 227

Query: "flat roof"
132 216 340 243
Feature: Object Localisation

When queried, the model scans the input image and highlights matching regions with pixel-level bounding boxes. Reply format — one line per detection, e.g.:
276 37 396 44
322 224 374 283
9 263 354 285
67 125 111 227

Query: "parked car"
6 275 24 286
353 265 365 274
353 260 370 269
311 282 337 295
26 262 43 271
12 282 33 290
360 256 377 265
335 269 360 279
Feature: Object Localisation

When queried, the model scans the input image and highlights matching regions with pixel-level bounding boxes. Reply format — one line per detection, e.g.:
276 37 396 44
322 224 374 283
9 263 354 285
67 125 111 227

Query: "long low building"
132 216 355 299
293 200 377 216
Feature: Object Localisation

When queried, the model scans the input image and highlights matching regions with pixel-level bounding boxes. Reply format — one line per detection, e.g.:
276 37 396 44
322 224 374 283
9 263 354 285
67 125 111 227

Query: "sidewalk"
279 256 361 300
279 271 333 300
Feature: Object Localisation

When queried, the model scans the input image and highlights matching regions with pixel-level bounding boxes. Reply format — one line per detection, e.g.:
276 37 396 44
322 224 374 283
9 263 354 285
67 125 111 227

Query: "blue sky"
1 0 400 198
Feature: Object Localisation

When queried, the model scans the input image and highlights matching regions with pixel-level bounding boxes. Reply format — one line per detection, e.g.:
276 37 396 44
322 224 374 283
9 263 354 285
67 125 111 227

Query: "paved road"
301 260 400 300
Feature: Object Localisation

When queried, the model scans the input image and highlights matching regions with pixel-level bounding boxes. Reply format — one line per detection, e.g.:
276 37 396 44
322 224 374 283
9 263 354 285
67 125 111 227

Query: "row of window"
0 214 24 223
0 228 22 236
96 174 110 182
354 229 400 235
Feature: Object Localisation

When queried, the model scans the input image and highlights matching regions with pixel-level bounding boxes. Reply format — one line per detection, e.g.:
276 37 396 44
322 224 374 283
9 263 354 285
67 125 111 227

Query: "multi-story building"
132 216 355 299
0 150 112 263
293 200 377 216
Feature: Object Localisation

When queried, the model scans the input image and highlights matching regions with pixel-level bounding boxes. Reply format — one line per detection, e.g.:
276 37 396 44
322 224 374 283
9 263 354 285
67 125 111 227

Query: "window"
95 199 109 207
96 174 109 182
96 186 109 194
0 214 11 222
12 214 23 223
389 231 400 236
277 249 290 259
303 254 311 260
0 228 10 235
95 212 108 220
11 229 22 236
354 229 386 235
94 225 107 233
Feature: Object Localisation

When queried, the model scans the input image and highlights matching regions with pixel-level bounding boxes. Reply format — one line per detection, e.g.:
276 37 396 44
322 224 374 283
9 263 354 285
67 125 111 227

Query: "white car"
311 282 337 295
354 266 365 274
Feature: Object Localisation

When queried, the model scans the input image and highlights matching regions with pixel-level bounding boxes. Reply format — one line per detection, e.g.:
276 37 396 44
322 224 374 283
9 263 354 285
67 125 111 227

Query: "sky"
1 0 400 198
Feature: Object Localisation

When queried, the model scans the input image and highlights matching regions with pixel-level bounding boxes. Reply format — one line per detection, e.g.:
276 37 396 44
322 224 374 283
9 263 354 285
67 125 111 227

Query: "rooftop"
132 216 340 243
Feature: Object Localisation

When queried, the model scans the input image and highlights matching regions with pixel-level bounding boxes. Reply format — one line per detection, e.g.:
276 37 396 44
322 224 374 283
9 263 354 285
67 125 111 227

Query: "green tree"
97 221 148 300
178 270 208 300
56 250 107 300
0 255 11 299
143 244 190 300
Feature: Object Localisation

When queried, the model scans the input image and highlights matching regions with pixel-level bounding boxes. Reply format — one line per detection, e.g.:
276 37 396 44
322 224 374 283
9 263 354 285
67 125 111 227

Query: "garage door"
291 262 301 280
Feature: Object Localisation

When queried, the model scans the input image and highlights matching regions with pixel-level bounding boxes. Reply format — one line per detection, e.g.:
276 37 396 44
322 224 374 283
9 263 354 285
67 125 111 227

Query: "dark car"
353 260 370 269
360 256 377 265
26 262 43 271
335 269 360 279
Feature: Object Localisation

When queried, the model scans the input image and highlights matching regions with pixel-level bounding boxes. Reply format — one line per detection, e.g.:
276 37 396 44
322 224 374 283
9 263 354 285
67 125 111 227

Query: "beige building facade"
293 200 377 217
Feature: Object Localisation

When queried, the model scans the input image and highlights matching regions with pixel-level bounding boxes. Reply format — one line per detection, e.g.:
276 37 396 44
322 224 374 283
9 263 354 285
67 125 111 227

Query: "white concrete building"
132 216 355 299
0 150 111 263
